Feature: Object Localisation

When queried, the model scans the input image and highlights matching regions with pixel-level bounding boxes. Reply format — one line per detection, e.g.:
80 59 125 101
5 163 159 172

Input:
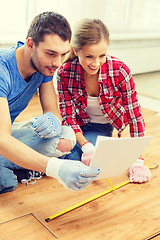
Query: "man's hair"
26 11 72 45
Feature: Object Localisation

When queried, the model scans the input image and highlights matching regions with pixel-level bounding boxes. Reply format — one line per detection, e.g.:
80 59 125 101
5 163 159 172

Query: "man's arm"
0 97 49 172
39 80 62 122
30 80 62 138
0 97 100 191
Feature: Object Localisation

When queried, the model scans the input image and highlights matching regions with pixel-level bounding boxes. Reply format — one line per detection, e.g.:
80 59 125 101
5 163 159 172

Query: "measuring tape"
45 179 129 222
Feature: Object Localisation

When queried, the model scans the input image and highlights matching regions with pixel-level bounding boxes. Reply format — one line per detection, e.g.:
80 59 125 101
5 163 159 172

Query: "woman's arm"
119 63 145 137
75 132 88 147
57 72 82 133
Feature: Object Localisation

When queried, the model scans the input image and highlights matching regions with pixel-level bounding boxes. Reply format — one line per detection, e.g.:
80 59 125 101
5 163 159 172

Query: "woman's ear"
72 47 78 56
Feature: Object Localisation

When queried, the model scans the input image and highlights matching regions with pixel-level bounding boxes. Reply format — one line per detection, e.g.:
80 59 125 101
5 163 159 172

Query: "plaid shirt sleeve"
119 63 145 137
57 66 82 134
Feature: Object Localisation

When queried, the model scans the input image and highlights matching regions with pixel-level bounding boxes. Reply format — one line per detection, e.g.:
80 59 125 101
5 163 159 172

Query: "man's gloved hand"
30 112 62 138
128 158 151 183
46 157 100 191
81 141 95 166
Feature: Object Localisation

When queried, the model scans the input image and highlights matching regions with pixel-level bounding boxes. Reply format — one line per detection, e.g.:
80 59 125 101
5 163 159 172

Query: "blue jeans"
65 122 114 161
0 122 76 194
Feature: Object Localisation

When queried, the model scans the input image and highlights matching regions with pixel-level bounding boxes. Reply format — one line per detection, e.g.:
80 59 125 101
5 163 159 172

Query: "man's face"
30 34 70 76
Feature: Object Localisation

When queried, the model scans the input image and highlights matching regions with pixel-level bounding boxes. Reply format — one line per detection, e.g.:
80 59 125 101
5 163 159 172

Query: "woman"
57 18 151 183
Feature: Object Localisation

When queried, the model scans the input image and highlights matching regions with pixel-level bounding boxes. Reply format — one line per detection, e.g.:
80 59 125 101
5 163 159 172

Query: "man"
0 12 100 194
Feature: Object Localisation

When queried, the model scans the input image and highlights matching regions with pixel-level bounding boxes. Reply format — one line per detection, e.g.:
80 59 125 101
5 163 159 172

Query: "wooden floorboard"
0 92 160 240
0 213 55 240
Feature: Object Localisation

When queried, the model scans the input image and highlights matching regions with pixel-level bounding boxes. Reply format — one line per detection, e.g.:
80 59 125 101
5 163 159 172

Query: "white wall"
1 0 160 74
108 38 160 74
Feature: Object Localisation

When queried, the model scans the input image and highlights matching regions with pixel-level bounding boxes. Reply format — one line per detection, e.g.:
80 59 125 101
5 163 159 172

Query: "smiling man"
0 12 100 194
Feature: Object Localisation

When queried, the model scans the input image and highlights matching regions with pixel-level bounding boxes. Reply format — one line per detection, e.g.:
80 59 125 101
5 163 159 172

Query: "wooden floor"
0 92 160 240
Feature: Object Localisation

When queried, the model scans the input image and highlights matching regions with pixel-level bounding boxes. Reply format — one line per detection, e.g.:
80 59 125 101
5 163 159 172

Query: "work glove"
81 141 95 166
128 158 151 183
46 157 100 191
30 112 62 138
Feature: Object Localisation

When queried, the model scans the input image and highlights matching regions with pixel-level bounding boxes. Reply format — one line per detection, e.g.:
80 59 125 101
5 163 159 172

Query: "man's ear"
72 47 78 56
26 38 35 52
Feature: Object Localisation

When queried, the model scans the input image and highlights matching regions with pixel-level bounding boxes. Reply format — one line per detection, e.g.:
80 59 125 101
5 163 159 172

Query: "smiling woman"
73 39 108 78
56 18 151 184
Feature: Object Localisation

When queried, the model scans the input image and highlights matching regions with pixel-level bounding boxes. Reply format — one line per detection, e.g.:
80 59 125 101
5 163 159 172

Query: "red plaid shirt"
57 56 145 137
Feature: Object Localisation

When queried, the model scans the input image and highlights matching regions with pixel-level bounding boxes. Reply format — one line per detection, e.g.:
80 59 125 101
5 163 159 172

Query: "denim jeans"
65 122 114 161
0 122 76 194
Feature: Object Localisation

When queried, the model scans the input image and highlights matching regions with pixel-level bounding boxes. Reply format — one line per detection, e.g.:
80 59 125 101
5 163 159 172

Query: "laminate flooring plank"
33 164 160 240
0 84 159 240
0 174 128 224
151 235 160 240
32 108 160 240
0 213 56 240
144 232 160 240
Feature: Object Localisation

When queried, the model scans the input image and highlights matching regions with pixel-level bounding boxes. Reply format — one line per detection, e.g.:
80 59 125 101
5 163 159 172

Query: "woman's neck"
83 71 99 97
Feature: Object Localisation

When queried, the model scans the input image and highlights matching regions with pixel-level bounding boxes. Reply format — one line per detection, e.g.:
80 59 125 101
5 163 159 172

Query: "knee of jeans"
60 126 76 146
0 168 18 194
57 138 74 153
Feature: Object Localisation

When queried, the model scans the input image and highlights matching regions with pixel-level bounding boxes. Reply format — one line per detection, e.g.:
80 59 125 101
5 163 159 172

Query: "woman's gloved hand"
30 112 62 138
128 158 151 183
81 141 95 166
46 157 100 191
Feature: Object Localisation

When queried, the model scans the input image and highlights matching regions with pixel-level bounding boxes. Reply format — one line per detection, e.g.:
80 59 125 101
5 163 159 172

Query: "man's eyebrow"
46 49 57 53
46 49 70 55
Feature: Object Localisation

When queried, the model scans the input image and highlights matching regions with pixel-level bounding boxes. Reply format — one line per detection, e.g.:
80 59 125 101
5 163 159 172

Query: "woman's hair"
26 11 72 46
65 18 109 62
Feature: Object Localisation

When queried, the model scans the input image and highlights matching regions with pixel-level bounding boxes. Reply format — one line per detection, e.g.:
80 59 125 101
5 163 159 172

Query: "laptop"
89 136 152 179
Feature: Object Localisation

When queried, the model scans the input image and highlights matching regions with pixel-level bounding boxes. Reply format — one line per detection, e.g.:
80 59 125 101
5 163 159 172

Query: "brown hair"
65 18 109 62
26 11 72 45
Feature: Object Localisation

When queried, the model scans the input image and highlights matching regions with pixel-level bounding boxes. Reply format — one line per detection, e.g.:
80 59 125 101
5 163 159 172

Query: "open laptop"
89 136 152 179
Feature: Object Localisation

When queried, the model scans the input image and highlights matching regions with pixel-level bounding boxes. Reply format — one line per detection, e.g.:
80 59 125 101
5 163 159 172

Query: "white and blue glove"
30 112 62 139
128 158 151 183
46 158 100 191
81 141 95 166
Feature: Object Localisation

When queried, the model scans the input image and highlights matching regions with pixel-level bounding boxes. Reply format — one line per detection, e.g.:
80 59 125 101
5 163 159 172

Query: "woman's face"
74 39 108 76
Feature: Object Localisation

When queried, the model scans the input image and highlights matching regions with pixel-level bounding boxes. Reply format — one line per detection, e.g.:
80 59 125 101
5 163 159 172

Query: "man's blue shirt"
0 41 52 123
